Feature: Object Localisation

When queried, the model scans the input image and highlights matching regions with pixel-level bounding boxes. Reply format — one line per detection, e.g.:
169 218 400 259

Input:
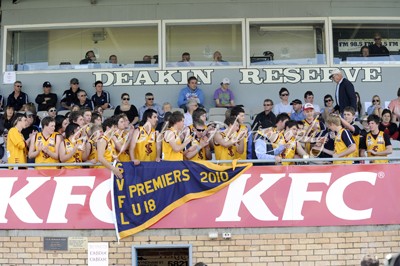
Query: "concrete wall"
1 225 400 265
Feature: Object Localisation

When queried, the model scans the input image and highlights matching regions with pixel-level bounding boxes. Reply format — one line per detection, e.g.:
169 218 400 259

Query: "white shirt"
273 102 292 115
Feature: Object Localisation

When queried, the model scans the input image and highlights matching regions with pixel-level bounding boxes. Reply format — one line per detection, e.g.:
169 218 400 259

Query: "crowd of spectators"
0 67 398 167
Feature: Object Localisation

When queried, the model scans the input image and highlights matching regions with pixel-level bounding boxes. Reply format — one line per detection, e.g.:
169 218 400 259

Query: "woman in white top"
273 87 292 115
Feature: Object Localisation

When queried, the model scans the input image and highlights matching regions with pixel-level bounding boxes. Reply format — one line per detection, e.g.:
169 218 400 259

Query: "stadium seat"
171 108 184 114
57 110 69 116
102 109 115 119
208 114 226 123
209 107 227 116
36 111 48 120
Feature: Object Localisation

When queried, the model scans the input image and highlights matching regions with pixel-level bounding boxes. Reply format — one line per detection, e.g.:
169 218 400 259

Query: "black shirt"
91 91 111 108
252 111 276 130
35 93 58 111
114 105 139 124
368 44 390 57
60 88 81 108
75 99 94 110
7 91 29 111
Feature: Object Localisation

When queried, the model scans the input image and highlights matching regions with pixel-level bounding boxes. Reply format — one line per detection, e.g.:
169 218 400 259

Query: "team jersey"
34 132 59 169
162 128 183 161
333 128 355 165
302 118 325 153
364 131 391 164
134 126 157 161
235 124 248 160
115 130 130 162
214 131 239 161
6 127 27 166
184 125 208 161
98 135 117 167
349 122 361 159
87 140 99 167
281 136 297 166
62 138 83 169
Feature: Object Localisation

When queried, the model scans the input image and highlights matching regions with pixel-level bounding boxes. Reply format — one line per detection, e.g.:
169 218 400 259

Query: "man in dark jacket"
330 68 357 114
35 81 58 111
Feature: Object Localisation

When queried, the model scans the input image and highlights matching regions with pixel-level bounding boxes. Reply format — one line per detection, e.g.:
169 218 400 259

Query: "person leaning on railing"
6 113 29 169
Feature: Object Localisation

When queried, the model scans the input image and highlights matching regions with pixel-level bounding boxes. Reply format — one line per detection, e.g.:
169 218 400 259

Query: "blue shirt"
291 110 305 121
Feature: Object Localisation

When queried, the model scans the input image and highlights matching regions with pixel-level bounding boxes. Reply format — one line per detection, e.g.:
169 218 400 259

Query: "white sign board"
3 71 16 84
88 242 108 266
338 39 400 52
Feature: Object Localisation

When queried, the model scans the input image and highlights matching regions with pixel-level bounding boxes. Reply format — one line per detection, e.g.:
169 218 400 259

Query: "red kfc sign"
0 164 398 230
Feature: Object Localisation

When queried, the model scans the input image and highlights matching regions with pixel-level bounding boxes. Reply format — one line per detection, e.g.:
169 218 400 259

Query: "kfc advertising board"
0 164 398 230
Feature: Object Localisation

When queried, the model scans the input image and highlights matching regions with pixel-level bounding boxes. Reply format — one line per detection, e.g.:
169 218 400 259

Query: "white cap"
329 68 342 79
221 78 230 84
303 103 314 110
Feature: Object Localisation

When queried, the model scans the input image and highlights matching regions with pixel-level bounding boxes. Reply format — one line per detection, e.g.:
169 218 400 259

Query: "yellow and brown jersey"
135 126 157 161
34 132 59 169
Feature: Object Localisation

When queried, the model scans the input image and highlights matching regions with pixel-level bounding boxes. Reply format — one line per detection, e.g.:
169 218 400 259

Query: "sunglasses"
325 99 332 103
49 109 57 112
195 128 205 132
146 98 154 100
80 94 87 97
374 37 381 41
72 83 79 85
372 99 380 103
16 85 22 88
264 104 272 106
281 93 289 96
123 97 130 101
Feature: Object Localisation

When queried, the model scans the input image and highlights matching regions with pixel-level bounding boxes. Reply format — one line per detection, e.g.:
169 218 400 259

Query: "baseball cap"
43 81 52 87
70 78 79 84
329 68 342 79
290 99 302 105
303 103 314 111
221 78 230 84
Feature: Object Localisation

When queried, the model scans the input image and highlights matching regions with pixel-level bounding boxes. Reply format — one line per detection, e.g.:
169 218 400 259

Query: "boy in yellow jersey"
322 114 356 164
184 119 212 161
213 116 245 161
28 117 61 169
360 114 392 163
300 103 327 153
97 117 122 178
129 109 161 164
280 120 307 165
85 124 103 167
114 114 132 162
339 106 362 160
59 123 85 169
230 106 249 160
162 111 191 161
253 113 289 164
7 113 29 169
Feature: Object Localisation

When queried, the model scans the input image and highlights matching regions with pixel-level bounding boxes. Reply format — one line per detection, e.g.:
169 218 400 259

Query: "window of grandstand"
332 19 400 65
4 22 160 72
164 19 244 68
247 19 327 66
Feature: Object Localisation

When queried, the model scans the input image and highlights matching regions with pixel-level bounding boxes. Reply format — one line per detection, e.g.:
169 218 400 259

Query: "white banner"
338 39 400 52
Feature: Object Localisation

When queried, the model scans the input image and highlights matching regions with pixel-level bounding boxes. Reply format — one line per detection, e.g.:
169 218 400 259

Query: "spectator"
129 109 161 164
290 99 305 121
321 94 335 122
177 76 205 110
213 116 245 161
304 91 321 115
75 90 94 110
142 55 152 62
368 33 389 57
91 81 111 110
252 99 276 129
21 111 39 143
138 92 164 121
109 54 118 64
379 109 398 139
230 106 250 160
280 120 307 165
2 105 15 130
329 68 357 114
162 102 172 113
322 114 356 164
60 78 82 110
273 87 292 115
28 116 61 169
177 52 194 67
388 87 400 122
367 95 383 117
214 78 235 107
301 103 327 154
55 115 69 138
184 99 198 127
355 91 363 119
360 114 392 164
91 112 103 126
69 111 85 128
360 45 369 57
6 113 28 168
85 124 103 166
211 51 228 66
47 106 57 118
79 50 96 64
82 109 92 125
339 106 362 159
113 114 132 162
59 123 84 169
97 117 122 178
7 81 29 111
162 111 191 161
35 81 58 111
114 93 139 125
360 254 379 266
21 103 40 127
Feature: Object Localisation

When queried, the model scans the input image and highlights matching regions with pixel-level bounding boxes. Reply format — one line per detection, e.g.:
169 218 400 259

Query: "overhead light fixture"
259 26 314 32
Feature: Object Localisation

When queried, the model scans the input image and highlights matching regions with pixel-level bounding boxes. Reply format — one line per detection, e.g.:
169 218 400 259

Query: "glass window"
165 21 244 68
248 21 327 66
5 24 159 71
332 22 400 64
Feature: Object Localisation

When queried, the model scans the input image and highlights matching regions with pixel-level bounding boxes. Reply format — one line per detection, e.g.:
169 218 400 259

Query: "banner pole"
109 160 121 243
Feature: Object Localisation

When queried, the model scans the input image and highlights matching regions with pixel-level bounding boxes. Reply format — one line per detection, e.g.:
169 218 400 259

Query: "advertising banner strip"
0 164 399 232
113 161 252 239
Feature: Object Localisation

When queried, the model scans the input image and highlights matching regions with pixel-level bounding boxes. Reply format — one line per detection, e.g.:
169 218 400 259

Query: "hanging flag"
112 161 252 239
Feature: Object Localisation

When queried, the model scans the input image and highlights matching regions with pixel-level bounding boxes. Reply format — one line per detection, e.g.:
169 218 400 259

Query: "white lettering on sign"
216 171 378 222
338 38 400 52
